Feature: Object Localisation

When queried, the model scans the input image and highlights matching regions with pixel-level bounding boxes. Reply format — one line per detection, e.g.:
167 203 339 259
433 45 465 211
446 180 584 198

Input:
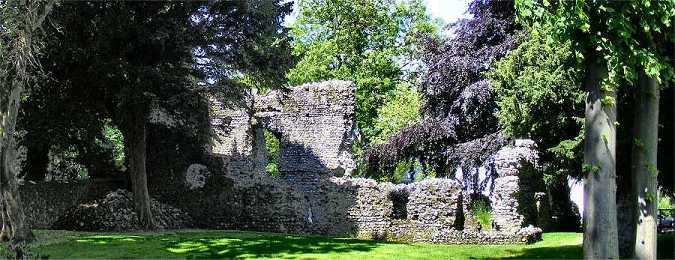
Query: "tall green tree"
488 28 584 231
516 1 674 258
287 0 438 156
42 0 292 230
365 0 520 183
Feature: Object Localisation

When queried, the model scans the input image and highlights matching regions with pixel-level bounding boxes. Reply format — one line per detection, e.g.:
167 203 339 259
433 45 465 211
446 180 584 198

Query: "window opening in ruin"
264 129 280 176
471 197 492 230
390 191 409 220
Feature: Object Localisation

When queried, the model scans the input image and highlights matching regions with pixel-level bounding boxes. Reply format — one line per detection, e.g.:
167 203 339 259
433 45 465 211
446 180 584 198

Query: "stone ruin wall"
20 80 546 244
255 81 356 176
180 80 545 243
491 139 549 233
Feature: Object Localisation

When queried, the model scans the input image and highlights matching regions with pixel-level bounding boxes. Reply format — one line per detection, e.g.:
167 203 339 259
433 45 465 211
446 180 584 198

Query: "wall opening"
390 190 409 220
470 196 492 230
264 129 280 176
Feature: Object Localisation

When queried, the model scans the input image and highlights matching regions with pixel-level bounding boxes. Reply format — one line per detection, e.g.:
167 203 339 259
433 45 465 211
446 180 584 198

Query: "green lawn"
6 230 673 259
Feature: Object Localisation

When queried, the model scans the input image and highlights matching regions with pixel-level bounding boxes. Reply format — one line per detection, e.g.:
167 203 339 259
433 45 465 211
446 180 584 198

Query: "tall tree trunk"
122 106 156 230
0 85 34 260
0 2 55 258
0 85 33 240
582 57 619 259
631 72 659 259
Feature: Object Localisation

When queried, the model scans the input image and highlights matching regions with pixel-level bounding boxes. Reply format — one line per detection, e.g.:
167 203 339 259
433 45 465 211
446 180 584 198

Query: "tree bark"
630 72 659 259
0 200 11 242
122 106 157 230
0 85 33 244
582 57 619 259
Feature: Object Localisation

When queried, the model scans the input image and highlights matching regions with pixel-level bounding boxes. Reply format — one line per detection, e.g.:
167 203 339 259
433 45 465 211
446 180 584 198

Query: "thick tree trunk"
582 58 619 259
0 85 33 243
631 72 659 259
122 107 156 230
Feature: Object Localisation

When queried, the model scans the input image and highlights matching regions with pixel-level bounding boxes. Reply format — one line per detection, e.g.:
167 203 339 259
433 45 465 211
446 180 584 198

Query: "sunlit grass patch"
75 235 143 244
8 230 669 259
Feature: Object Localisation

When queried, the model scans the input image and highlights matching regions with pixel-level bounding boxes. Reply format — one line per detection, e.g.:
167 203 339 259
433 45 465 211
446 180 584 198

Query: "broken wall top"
207 80 356 177
255 80 356 175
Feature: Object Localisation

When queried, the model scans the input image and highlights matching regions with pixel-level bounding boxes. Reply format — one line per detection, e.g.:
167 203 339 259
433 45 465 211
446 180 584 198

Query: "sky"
425 0 472 25
283 0 472 28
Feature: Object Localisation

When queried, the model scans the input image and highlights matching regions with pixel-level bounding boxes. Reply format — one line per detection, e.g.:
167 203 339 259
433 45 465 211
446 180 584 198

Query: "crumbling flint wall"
22 80 545 244
154 80 545 244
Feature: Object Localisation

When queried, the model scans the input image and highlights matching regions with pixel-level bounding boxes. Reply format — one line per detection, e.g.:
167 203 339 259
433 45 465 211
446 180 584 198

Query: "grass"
473 200 492 230
5 230 672 259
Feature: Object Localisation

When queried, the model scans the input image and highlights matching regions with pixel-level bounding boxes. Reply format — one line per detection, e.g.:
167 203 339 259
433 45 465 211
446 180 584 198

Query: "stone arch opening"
389 189 409 220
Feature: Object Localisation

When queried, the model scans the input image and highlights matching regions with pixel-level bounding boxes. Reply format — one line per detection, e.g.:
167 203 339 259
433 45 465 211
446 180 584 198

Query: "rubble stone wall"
255 81 356 176
491 139 548 233
19 80 545 245
21 179 123 229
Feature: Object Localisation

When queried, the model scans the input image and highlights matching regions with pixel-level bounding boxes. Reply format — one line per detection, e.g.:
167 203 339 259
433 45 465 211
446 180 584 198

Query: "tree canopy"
365 0 519 179
487 28 584 180
287 0 438 156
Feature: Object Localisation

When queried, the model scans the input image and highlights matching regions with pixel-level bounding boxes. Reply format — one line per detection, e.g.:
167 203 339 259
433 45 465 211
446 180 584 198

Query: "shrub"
473 200 492 230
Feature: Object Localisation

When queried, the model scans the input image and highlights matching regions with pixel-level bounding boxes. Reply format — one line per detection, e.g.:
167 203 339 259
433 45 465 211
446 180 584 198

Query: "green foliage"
487 28 584 178
264 130 280 176
46 146 89 181
515 0 675 93
102 123 126 170
378 159 425 183
658 194 674 217
372 83 421 145
472 200 492 230
287 0 439 151
24 1 291 182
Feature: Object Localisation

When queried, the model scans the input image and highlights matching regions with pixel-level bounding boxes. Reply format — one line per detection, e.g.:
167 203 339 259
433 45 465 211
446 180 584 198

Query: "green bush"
658 193 674 217
103 122 126 170
264 130 280 176
473 200 492 230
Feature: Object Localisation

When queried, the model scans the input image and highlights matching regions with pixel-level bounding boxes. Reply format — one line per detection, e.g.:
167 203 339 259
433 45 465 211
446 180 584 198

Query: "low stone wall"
20 169 542 244
21 179 123 229
382 224 541 244
149 168 541 244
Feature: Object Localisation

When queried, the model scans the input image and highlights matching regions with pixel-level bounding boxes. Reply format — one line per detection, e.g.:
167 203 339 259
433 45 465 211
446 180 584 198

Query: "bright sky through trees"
283 0 472 29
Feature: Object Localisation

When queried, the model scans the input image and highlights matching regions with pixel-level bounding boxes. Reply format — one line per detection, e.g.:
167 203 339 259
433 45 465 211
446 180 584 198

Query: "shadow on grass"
163 235 382 259
72 233 385 259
